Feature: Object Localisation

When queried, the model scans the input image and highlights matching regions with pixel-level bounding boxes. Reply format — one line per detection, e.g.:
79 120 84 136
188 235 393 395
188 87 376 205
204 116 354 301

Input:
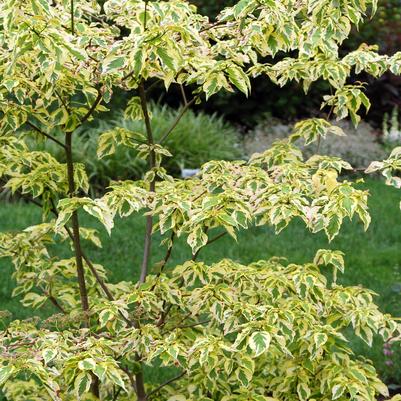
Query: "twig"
199 20 227 33
70 0 75 35
192 230 227 261
79 89 103 126
112 387 122 401
26 121 66 149
159 97 197 145
55 90 71 114
155 231 175 278
206 231 227 246
179 84 188 106
174 319 211 330
65 132 90 319
146 371 186 399
138 81 156 284
48 295 66 314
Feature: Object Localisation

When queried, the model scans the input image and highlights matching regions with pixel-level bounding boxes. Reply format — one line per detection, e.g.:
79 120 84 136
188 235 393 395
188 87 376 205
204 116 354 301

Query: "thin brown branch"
192 230 227 261
199 20 236 33
55 90 71 114
157 232 175 275
112 387 122 401
199 20 226 33
159 97 197 145
174 319 211 330
146 371 186 399
48 295 66 314
26 121 66 149
63 226 117 302
206 231 227 246
70 0 75 35
149 232 175 294
65 132 90 318
138 81 156 285
122 69 136 82
179 84 188 106
79 89 103 126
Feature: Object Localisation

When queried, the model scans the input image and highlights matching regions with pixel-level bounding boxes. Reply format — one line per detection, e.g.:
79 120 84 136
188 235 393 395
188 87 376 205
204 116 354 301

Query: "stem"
90 376 100 398
150 232 175 292
144 0 149 30
80 89 103 125
146 371 186 399
135 370 147 401
138 82 156 284
48 294 66 314
27 121 66 149
65 132 90 317
179 84 188 105
159 97 197 145
192 230 227 261
70 0 75 35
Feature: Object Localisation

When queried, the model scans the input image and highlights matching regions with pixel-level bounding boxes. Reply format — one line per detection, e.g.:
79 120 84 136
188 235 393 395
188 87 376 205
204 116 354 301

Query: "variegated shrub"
1 1 401 400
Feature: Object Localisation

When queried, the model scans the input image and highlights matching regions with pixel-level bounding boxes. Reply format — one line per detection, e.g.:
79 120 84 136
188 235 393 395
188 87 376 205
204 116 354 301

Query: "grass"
0 178 401 387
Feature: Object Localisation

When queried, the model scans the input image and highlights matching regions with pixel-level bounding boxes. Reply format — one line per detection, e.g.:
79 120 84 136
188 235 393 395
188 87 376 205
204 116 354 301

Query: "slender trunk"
65 132 90 317
135 370 146 401
91 376 100 399
70 0 75 35
138 82 156 284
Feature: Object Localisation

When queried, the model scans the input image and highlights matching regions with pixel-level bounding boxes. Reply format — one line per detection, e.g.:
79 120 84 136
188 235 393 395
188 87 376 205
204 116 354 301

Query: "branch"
199 20 236 33
63 226 116 302
26 121 66 149
138 81 156 285
174 319 211 330
158 232 175 275
206 231 227 246
65 132 90 319
48 200 134 327
70 0 75 35
79 89 103 126
146 371 186 399
192 230 227 261
149 232 175 294
55 90 71 114
112 387 122 401
48 294 66 314
159 97 197 145
179 84 188 106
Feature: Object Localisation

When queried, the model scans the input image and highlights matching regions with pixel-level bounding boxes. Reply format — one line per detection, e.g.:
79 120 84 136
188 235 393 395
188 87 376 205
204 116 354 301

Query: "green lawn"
1 178 401 385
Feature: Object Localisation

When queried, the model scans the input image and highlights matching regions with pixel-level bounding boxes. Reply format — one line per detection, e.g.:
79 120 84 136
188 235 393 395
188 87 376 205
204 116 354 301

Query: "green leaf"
42 349 58 365
103 56 126 73
297 382 311 401
226 65 250 96
248 331 271 357
99 309 113 327
78 358 97 371
332 384 345 400
75 372 92 397
0 366 14 386
156 47 181 72
313 332 328 349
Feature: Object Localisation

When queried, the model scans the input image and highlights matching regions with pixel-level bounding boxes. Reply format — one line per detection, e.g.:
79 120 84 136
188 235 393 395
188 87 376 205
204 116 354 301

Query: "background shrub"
30 104 241 193
244 116 386 169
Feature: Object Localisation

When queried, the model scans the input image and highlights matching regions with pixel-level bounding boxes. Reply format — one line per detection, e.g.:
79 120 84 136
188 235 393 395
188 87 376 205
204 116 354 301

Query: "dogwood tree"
1 0 401 400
